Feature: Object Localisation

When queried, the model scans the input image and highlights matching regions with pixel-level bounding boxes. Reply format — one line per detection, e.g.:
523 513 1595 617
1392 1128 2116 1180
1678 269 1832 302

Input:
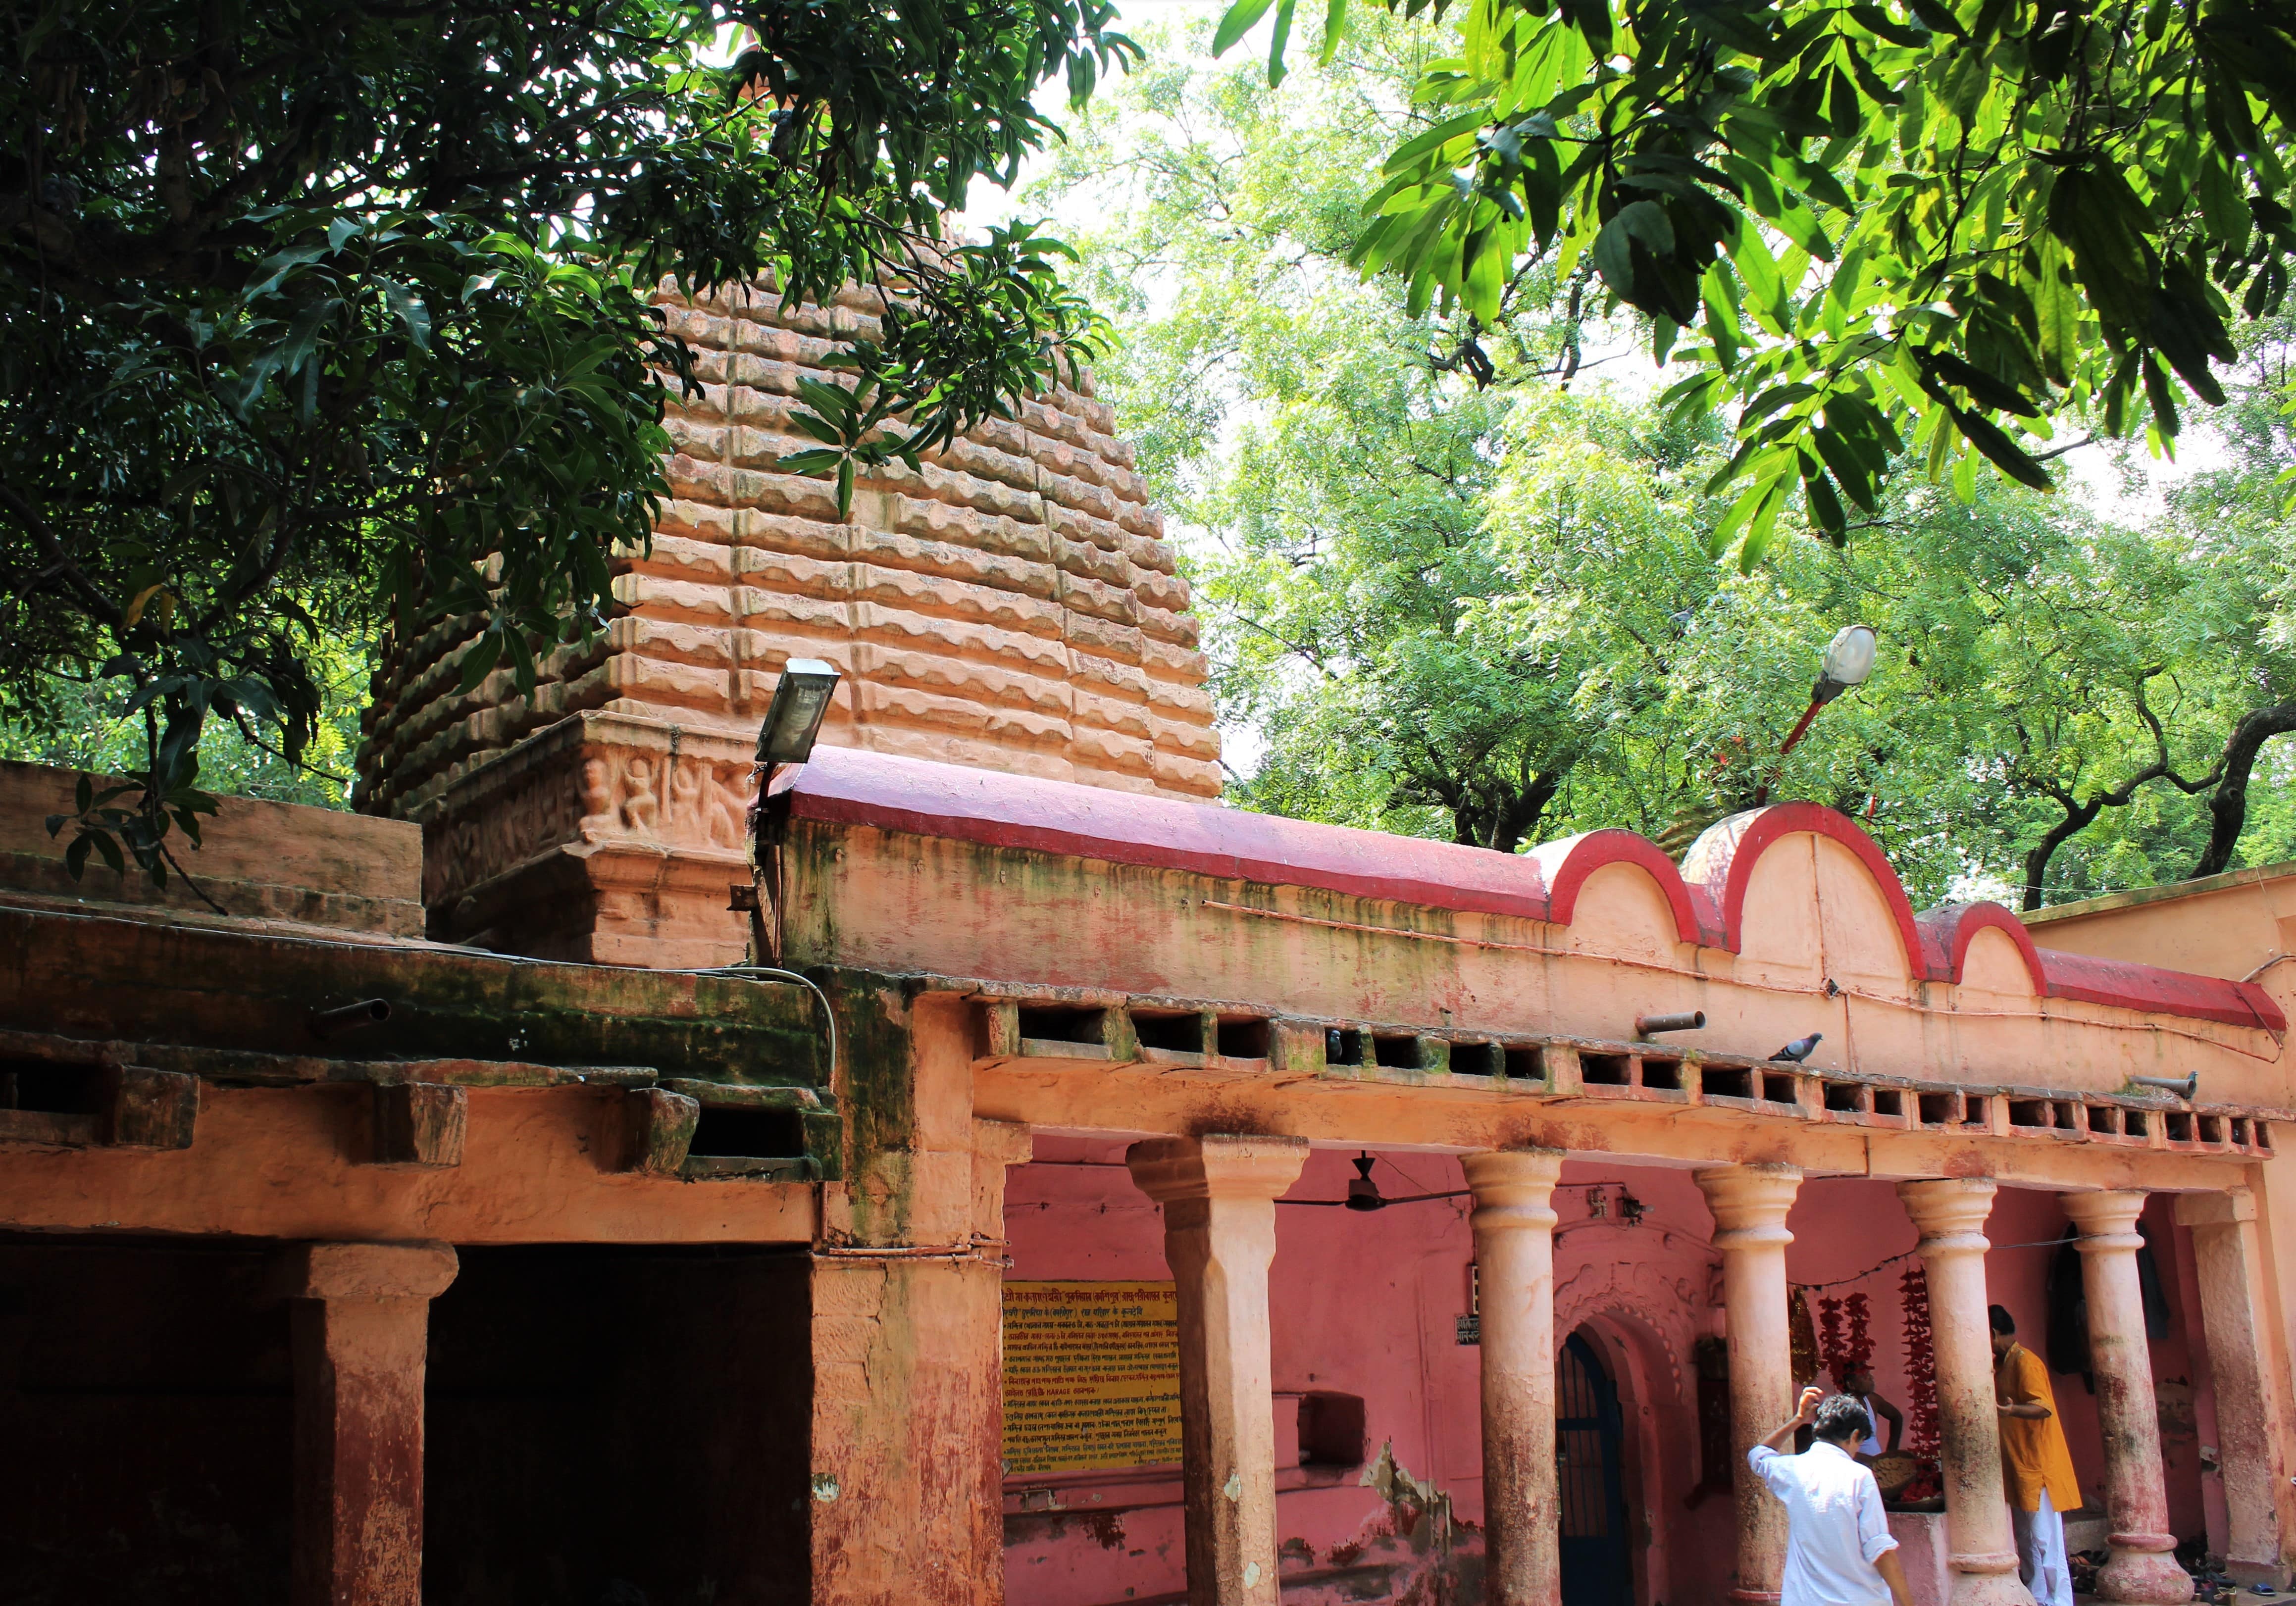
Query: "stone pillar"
1464 1148 1566 1606
2062 1192 2195 1605
1128 1134 1310 1606
2176 1189 2296 1588
1696 1163 1802 1605
279 1241 459 1606
810 992 1013 1606
1897 1179 2033 1606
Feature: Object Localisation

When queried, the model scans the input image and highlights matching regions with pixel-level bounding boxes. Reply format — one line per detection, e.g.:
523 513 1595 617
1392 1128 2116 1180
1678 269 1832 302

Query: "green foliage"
1220 0 2296 562
3 0 1131 883
1045 22 2296 906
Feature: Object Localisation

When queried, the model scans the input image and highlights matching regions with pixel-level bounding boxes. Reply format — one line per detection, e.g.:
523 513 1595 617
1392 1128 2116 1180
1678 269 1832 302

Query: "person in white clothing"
1748 1387 1915 1606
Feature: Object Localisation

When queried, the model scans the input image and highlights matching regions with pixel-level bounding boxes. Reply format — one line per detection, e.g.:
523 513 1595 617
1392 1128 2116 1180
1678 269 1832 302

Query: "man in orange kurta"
1991 1305 2081 1606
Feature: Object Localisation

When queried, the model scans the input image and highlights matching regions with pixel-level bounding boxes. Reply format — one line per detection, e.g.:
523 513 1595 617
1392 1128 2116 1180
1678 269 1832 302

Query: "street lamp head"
1814 624 1877 703
756 658 842 766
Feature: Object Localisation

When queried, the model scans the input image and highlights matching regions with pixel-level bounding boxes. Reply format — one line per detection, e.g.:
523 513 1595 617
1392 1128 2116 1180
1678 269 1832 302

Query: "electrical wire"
1795 1233 2076 1294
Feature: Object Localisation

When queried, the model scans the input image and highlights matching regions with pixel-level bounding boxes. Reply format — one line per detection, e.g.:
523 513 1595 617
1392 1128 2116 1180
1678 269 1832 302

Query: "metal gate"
1557 1330 1631 1606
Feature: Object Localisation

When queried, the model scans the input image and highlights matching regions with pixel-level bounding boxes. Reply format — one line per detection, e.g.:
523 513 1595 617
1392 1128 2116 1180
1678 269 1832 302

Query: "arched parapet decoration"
1918 902 2049 994
1679 803 1927 975
1530 829 1705 946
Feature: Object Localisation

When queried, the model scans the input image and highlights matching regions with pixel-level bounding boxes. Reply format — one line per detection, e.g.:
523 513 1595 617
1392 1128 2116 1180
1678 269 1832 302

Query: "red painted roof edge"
785 745 1553 922
785 746 2281 1033
2037 949 2289 1033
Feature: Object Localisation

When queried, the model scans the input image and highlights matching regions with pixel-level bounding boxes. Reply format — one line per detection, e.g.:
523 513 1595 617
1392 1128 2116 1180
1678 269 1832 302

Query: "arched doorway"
1558 1329 1632 1606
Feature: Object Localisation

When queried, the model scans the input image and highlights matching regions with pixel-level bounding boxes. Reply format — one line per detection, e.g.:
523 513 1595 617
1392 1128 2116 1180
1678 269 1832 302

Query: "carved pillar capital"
2062 1188 2148 1249
276 1240 459 1304
1127 1133 1313 1207
1898 1176 2001 1256
1696 1163 1801 1246
1462 1148 1564 1230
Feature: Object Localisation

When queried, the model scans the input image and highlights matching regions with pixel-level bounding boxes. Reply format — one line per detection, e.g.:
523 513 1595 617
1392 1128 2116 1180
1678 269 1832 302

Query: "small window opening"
1503 1046 1545 1082
1581 1053 1630 1086
1372 1034 1422 1070
686 1105 803 1159
0 1059 97 1114
1871 1089 1904 1118
1704 1067 1753 1101
1326 1028 1363 1066
1761 1073 1798 1105
2008 1100 2049 1129
2086 1104 2119 1136
1019 1005 1106 1047
2053 1101 2080 1131
1918 1093 1958 1126
1216 1017 1270 1059
1640 1057 1683 1091
1131 1011 1203 1054
1297 1392 1367 1467
1962 1097 1990 1127
2164 1111 2194 1143
2122 1108 2148 1138
2196 1114 2224 1145
2252 1123 2271 1153
1823 1082 1865 1114
1450 1042 1502 1078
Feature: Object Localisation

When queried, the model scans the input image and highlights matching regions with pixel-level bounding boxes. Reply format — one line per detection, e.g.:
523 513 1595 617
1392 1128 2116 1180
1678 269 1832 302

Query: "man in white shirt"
1748 1387 1916 1606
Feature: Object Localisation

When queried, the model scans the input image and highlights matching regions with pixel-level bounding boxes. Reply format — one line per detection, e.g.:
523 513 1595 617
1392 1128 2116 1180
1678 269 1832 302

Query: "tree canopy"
1035 19 2296 906
3 0 1130 883
1215 0 2296 566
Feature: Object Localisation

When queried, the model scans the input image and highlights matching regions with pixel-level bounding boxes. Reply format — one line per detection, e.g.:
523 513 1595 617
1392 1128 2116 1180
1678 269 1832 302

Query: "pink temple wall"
1003 1143 2214 1606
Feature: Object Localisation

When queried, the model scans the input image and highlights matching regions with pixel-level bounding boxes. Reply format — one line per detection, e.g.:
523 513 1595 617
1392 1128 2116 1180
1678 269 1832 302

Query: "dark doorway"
1558 1329 1632 1606
424 1245 814 1606
0 1236 294 1606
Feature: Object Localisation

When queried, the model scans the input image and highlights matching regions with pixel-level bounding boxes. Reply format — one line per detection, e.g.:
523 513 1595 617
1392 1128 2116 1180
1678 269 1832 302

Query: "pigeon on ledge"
1769 1033 1823 1063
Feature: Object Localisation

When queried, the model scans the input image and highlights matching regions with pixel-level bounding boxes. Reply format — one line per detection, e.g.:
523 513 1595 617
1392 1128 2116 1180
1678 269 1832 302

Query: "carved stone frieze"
416 711 761 966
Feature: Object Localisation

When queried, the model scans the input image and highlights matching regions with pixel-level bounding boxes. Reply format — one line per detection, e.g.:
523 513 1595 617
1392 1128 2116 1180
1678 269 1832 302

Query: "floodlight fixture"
756 659 841 766
1815 624 1878 703
1778 624 1878 758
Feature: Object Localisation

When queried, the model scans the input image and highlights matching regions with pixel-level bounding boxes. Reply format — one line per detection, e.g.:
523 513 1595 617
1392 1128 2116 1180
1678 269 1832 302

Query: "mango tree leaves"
1217 0 2296 561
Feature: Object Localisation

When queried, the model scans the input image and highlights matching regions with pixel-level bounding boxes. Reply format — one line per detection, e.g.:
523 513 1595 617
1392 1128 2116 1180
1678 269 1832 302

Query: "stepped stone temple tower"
354 283 1222 962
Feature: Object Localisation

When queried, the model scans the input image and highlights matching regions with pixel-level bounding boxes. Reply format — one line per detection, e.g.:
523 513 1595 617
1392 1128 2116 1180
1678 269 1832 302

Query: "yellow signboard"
1002 1281 1182 1475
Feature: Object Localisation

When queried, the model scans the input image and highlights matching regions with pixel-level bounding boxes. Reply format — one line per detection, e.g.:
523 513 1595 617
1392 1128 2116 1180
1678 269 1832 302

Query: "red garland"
1842 1292 1874 1381
1816 1291 1876 1389
1899 1265 1941 1457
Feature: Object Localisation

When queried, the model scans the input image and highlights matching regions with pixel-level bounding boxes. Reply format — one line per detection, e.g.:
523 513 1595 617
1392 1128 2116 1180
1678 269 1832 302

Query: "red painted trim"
1532 831 1703 945
1680 804 1929 976
785 746 2282 1033
786 746 1555 922
2037 950 2288 1033
1918 903 2050 993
